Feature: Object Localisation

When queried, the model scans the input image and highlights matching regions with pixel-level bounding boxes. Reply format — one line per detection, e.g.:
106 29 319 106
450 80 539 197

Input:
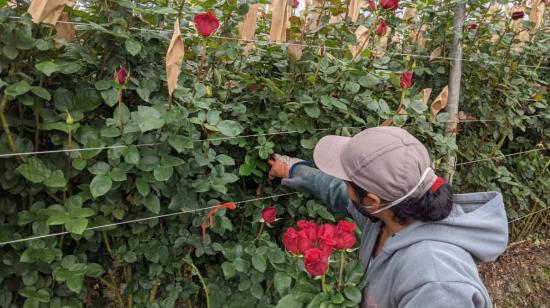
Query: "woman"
268 126 508 307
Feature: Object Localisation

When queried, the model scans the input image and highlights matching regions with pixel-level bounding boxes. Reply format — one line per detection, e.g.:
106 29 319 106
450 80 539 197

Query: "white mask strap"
368 168 433 215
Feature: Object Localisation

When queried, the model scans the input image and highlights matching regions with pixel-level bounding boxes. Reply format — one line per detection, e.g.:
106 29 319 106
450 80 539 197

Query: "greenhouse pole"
444 2 466 182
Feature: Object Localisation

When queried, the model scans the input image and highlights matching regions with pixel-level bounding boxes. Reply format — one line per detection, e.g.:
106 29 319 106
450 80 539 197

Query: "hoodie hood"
383 191 508 262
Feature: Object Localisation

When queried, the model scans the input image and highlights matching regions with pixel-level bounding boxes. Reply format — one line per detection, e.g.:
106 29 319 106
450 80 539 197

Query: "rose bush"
0 0 548 307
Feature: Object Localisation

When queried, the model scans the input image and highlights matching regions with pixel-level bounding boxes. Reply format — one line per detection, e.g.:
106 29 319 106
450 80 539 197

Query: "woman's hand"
267 154 304 180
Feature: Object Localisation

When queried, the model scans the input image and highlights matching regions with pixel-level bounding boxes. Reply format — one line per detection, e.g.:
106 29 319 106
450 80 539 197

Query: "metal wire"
0 192 299 246
0 126 367 158
455 148 547 166
7 16 550 70
508 207 550 224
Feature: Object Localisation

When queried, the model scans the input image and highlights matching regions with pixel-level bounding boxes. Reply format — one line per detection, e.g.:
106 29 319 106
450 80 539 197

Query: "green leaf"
70 208 95 218
16 158 51 183
217 120 243 137
251 254 266 272
43 170 66 188
35 61 60 77
100 88 118 107
304 105 321 118
2 45 18 59
47 213 70 226
5 80 31 97
58 61 81 74
250 284 263 300
358 74 380 89
168 135 194 153
30 86 51 101
90 174 112 198
125 39 142 56
65 274 84 293
65 218 88 234
136 178 150 197
153 165 173 181
216 154 235 166
343 286 362 304
136 106 164 132
221 262 237 279
274 272 292 295
144 194 160 214
94 80 114 90
122 145 140 165
261 77 286 100
110 168 127 182
276 294 301 308
86 263 104 277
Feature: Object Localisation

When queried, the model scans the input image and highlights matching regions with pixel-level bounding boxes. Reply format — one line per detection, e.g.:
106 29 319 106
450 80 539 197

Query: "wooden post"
443 3 466 182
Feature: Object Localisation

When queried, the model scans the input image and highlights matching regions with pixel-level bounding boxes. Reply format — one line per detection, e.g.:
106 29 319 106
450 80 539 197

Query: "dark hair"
349 181 454 224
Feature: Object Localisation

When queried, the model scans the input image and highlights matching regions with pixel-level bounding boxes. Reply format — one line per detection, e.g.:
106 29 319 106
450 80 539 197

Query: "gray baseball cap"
313 126 438 203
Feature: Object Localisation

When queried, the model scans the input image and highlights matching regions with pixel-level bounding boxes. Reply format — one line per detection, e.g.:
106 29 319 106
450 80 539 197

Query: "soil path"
479 239 550 308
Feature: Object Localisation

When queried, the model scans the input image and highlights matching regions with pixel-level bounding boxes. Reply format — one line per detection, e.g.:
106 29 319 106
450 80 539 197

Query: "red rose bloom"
194 12 220 37
377 19 387 36
114 66 128 85
511 11 525 20
380 0 399 11
333 220 356 250
317 224 336 256
291 0 299 8
400 70 413 89
262 207 276 223
468 23 477 30
282 227 300 254
337 220 356 233
304 248 329 276
368 0 376 10
297 220 318 238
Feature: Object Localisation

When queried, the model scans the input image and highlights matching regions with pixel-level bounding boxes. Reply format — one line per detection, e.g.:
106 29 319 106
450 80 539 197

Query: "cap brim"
313 135 352 181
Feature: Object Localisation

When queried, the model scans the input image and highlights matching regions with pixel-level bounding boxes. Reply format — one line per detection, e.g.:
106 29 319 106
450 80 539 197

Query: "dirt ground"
478 238 550 308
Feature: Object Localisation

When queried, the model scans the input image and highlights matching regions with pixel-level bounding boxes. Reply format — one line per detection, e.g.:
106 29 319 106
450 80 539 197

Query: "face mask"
352 200 380 223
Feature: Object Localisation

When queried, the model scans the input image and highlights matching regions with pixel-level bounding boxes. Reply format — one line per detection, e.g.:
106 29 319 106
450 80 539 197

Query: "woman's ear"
362 193 382 210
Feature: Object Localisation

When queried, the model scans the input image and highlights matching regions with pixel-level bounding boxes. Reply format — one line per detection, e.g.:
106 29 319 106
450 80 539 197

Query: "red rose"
337 220 356 233
317 224 336 256
262 207 276 223
282 227 300 254
297 228 315 254
511 11 525 20
400 70 413 89
194 12 220 37
468 23 477 30
380 0 399 11
377 19 387 36
297 220 318 238
304 248 329 276
291 0 299 8
114 66 128 85
368 0 376 10
333 221 356 250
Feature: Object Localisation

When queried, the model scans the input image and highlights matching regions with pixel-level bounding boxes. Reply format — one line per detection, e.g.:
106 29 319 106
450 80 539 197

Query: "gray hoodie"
282 164 508 308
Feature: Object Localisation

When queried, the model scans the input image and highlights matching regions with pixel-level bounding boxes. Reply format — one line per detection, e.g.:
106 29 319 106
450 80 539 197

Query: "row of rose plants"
0 0 548 307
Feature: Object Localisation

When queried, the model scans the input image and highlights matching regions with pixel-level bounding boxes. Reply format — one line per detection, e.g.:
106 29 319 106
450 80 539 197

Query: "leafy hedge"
0 0 548 307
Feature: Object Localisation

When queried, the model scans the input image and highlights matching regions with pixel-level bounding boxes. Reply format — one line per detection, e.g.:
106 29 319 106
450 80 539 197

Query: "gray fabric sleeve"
281 164 352 217
397 281 488 308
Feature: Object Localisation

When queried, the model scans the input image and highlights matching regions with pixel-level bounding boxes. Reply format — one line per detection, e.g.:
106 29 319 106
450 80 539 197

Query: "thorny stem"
148 280 160 304
102 231 115 259
184 255 211 308
321 274 328 293
337 251 345 292
351 16 381 62
117 88 124 132
108 270 125 308
199 44 207 81
0 97 20 162
254 221 265 242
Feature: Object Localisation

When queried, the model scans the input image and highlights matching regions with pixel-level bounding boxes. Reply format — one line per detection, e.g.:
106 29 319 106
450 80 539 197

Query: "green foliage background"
0 0 548 306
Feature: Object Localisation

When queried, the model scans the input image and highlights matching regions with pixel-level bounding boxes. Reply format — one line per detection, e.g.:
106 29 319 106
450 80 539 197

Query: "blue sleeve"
281 164 368 230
